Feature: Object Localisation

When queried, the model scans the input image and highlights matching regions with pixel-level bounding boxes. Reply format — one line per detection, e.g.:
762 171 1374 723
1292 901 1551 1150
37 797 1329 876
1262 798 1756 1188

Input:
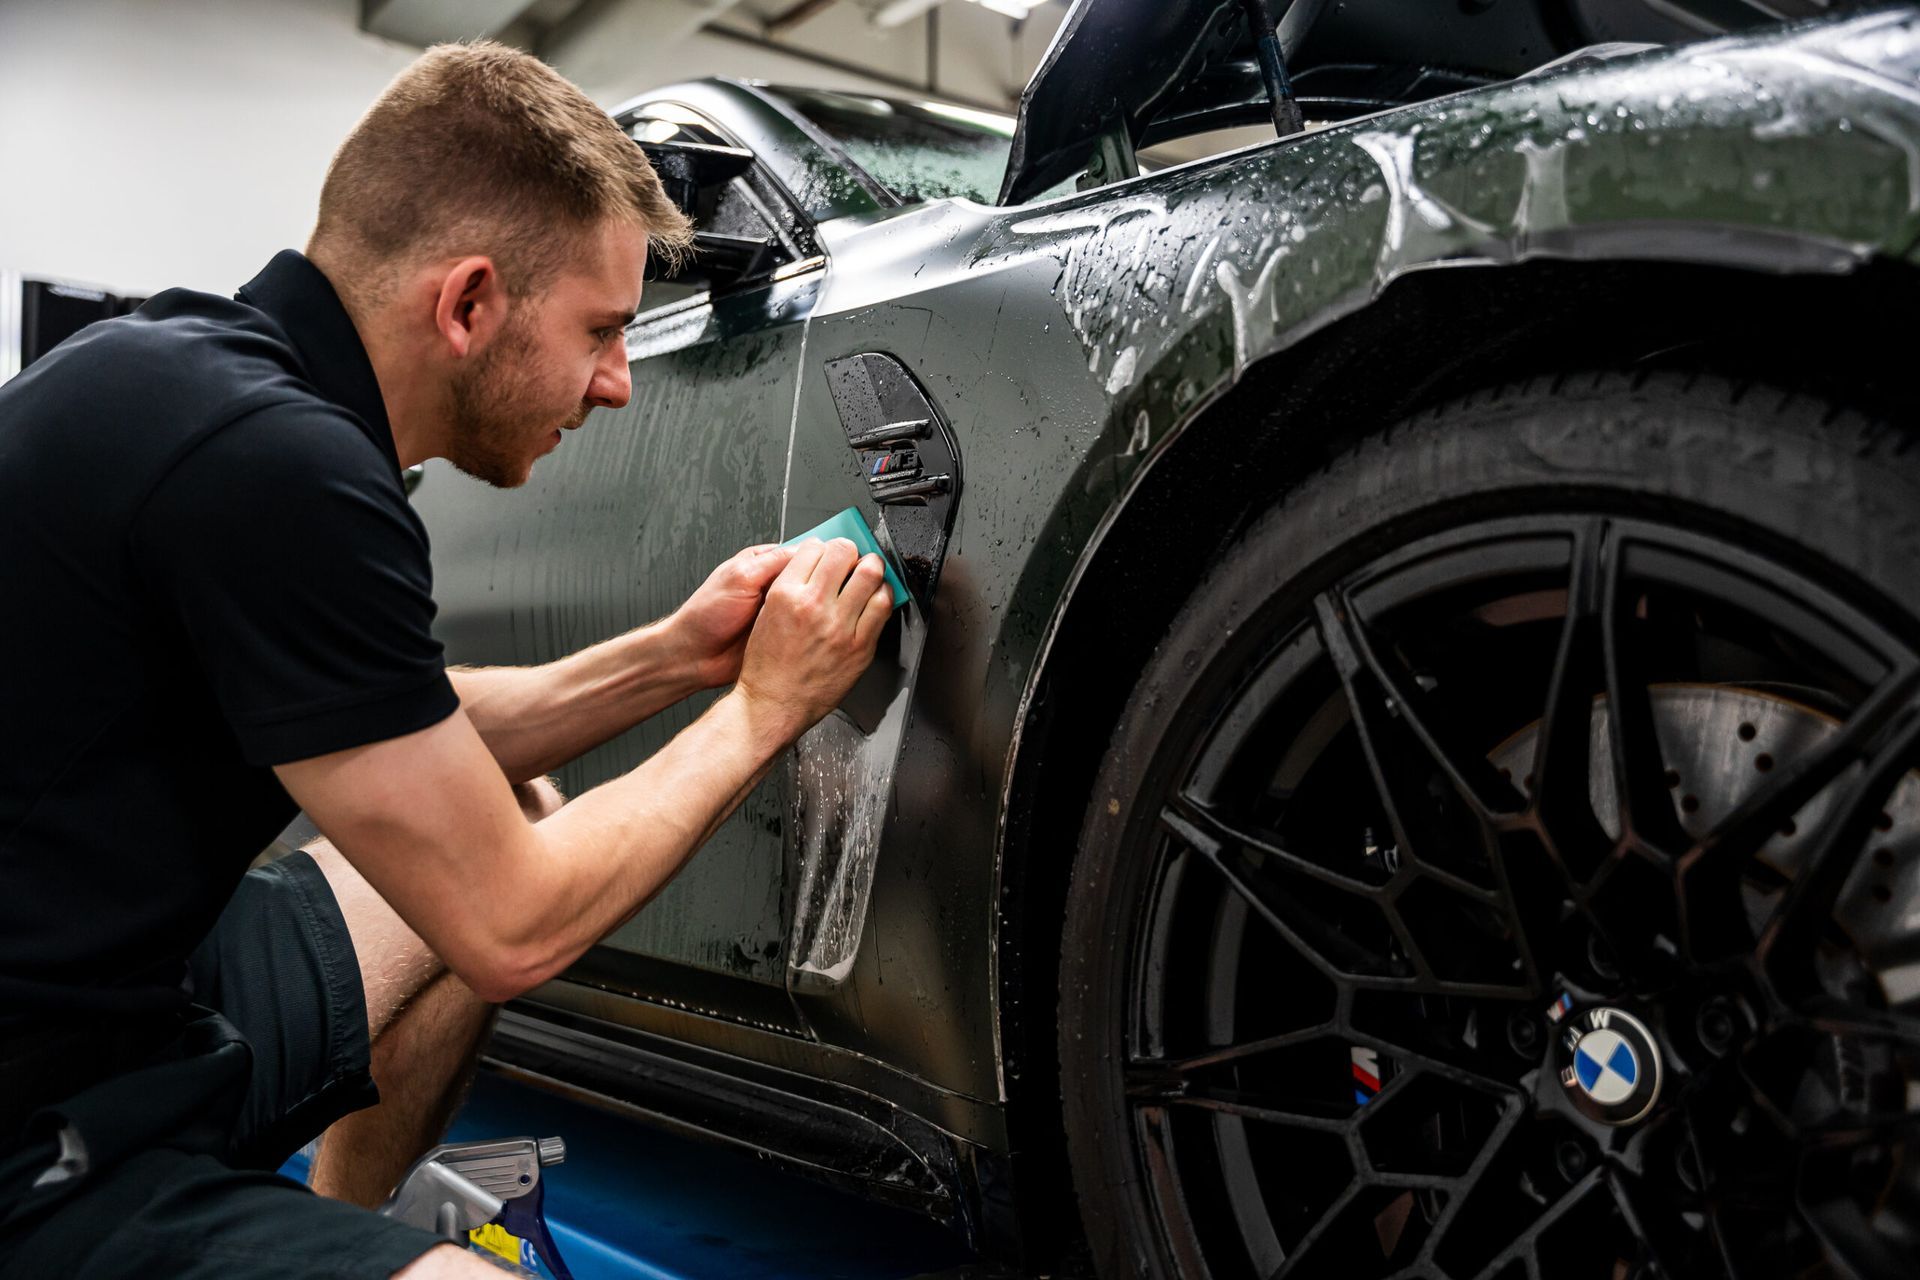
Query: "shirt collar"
236 250 399 472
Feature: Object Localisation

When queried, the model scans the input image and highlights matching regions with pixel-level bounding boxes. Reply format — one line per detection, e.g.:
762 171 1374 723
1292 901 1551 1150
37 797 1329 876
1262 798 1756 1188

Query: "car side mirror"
636 139 775 291
636 139 754 219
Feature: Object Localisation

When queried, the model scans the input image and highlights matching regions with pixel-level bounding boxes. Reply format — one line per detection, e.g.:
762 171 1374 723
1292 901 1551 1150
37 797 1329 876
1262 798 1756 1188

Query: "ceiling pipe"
536 0 749 100
698 21 1012 113
871 0 944 30
764 0 840 35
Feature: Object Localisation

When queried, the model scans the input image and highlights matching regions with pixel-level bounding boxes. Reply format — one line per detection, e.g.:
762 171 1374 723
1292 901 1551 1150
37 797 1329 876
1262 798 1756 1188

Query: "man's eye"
594 327 622 343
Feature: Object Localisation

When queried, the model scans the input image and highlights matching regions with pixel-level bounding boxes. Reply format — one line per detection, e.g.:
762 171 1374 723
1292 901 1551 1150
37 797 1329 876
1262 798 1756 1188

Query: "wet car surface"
410 2 1920 1273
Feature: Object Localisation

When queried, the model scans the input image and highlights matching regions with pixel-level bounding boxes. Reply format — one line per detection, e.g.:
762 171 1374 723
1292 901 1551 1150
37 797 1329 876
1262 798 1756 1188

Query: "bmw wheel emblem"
1554 1002 1662 1125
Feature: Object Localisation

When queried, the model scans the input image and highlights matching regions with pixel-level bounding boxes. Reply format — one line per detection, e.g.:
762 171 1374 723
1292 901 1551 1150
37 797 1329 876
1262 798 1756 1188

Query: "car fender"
979 2 1920 1103
983 8 1919 475
670 0 1918 1131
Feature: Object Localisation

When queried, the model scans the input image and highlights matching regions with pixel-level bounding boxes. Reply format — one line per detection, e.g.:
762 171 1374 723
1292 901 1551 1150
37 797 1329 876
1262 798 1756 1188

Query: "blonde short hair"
310 41 692 302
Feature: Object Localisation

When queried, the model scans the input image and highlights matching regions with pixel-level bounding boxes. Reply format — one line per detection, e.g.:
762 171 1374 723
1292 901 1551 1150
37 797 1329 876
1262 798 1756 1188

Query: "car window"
763 85 1084 206
759 86 1022 205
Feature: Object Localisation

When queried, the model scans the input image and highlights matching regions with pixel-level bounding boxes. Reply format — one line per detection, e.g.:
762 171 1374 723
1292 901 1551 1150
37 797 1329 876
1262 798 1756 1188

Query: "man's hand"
445 542 805 784
666 544 799 690
276 545 888 1006
732 538 893 742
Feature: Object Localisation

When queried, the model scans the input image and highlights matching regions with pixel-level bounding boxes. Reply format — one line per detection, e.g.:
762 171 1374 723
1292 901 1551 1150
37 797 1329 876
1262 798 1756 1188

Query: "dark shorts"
0 852 447 1278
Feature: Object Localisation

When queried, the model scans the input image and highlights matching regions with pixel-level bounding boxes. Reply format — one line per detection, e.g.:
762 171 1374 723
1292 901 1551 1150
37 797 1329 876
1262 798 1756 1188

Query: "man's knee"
302 839 442 1039
299 775 554 1042
392 1242 508 1278
511 774 565 823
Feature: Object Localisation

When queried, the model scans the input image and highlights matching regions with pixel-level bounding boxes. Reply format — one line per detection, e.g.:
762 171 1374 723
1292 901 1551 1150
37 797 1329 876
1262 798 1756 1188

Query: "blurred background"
0 0 1084 297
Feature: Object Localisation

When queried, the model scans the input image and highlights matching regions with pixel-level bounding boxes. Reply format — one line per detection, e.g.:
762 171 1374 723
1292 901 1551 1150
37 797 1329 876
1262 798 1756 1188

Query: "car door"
724 86 1065 1098
415 102 824 1033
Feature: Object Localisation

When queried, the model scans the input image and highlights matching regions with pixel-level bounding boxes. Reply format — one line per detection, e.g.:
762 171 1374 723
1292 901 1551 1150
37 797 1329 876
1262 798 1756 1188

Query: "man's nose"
587 341 631 410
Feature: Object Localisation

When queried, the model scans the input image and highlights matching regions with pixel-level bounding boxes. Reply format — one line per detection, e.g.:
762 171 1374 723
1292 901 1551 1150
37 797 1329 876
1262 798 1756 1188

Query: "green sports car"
411 0 1920 1273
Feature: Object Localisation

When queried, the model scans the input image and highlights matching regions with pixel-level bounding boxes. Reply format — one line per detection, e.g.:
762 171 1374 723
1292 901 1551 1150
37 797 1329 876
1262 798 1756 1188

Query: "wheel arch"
987 248 1920 1262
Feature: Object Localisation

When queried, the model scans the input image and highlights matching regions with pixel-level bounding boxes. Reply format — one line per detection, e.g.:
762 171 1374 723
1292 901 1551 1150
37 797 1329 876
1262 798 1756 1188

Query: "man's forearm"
281 538 887 1006
448 620 701 783
487 690 790 993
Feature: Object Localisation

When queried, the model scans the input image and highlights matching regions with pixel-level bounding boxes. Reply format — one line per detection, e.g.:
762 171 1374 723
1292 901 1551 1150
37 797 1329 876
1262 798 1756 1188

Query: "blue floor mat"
282 1071 976 1280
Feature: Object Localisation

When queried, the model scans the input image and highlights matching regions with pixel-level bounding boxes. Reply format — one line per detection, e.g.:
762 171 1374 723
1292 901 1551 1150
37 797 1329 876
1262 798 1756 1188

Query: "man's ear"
432 256 508 359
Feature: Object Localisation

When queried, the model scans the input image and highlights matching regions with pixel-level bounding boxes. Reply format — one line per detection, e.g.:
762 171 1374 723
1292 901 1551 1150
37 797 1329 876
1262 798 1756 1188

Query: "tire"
1060 371 1920 1279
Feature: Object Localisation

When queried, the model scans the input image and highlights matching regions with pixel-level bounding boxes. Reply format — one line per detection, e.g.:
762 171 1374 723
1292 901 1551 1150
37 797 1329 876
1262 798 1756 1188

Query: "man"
0 41 892 1278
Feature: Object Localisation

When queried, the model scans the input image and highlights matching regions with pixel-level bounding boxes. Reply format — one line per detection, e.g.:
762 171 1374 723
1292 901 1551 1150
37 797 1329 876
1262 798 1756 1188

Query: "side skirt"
484 1006 1025 1260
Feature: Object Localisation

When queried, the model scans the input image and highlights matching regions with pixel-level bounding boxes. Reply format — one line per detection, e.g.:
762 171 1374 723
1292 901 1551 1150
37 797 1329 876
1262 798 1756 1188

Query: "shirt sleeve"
131 403 458 766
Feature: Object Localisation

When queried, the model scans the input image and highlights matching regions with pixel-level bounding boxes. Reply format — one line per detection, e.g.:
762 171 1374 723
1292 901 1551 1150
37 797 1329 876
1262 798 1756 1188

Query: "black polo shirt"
0 250 458 1032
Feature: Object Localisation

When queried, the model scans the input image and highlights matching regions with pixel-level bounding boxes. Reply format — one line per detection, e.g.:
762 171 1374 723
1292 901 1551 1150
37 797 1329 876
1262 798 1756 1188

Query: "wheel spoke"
1450 1165 1607 1280
1530 522 1620 878
1134 1023 1335 1078
1793 994 1920 1050
1314 592 1525 830
1161 802 1400 979
1485 524 1633 994
1478 831 1559 999
1168 802 1532 998
1133 1106 1213 1279
1153 1084 1351 1133
1311 588 1582 1004
1168 794 1388 896
1348 997 1529 1094
1517 1171 1610 1278
1756 710 1920 996
1681 664 1920 963
1268 1181 1365 1280
1799 1108 1920 1148
1596 529 1689 861
1172 784 1508 965
1708 1198 1795 1280
1607 1169 1696 1279
1407 1093 1528 1255
1798 1169 1913 1280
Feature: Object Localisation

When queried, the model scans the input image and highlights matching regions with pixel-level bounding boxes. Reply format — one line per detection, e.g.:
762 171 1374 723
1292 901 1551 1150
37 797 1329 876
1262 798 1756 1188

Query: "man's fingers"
731 543 795 592
837 554 886 620
779 538 827 588
853 580 893 648
804 537 860 588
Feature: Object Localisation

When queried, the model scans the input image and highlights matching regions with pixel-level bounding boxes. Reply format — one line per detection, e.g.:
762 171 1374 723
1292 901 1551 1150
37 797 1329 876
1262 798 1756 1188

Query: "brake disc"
1488 683 1920 980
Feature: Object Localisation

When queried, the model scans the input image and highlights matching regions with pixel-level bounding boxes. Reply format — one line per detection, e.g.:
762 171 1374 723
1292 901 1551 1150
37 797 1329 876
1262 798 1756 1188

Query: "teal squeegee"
780 506 910 610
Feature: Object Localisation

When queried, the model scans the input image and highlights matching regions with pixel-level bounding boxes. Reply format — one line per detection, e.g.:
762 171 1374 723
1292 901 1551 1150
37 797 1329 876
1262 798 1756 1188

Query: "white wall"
0 0 1068 298
0 0 419 296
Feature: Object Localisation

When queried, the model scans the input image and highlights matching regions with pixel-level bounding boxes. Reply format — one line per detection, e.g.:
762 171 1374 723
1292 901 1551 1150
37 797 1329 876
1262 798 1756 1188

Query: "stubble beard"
445 311 582 490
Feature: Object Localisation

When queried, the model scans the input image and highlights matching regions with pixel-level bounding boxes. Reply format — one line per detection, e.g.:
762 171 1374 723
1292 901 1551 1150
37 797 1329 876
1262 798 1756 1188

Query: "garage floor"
285 1070 1003 1280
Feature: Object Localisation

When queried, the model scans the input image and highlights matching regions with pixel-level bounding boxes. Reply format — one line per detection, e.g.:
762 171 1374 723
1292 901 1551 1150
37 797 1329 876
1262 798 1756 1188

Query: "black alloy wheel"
1061 372 1920 1280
